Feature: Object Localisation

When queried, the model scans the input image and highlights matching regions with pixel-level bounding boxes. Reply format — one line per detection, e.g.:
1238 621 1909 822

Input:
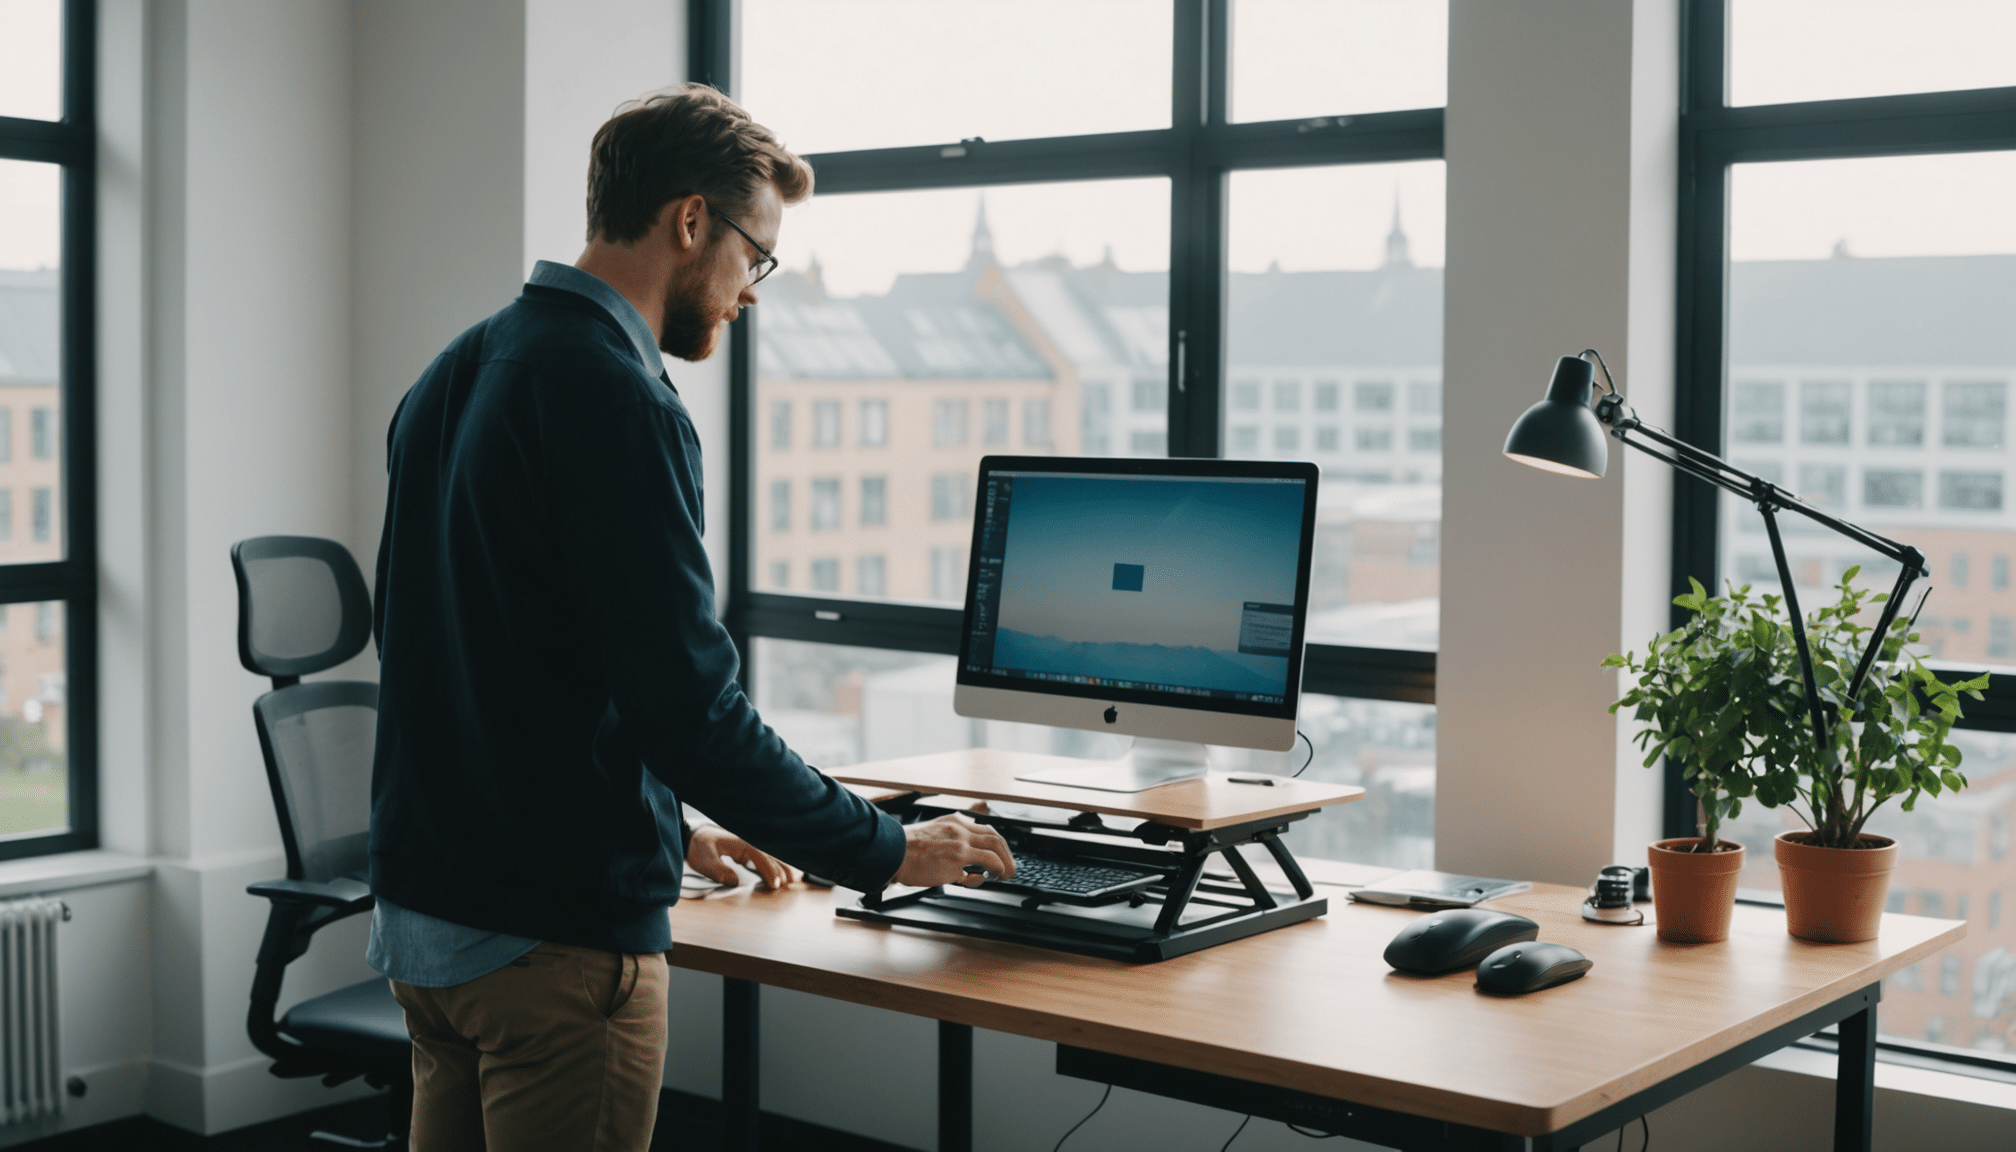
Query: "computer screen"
954 456 1319 752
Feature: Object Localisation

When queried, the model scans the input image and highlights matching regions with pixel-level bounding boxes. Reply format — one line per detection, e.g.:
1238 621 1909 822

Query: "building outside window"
981 399 1008 446
29 488 49 543
769 479 790 532
859 475 886 527
812 400 841 448
1354 381 1393 413
856 554 885 597
1274 380 1300 412
810 478 840 531
0 408 11 462
769 560 788 589
1022 398 1051 448
28 407 50 460
1730 380 1785 442
770 399 791 450
1870 381 1926 445
1955 552 1973 588
929 473 969 522
927 546 962 603
858 399 888 447
1799 380 1851 444
0 490 10 541
932 399 968 447
1945 381 2006 449
809 558 839 592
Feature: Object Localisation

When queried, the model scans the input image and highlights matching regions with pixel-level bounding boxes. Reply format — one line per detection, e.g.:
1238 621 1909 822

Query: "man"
366 85 1015 1152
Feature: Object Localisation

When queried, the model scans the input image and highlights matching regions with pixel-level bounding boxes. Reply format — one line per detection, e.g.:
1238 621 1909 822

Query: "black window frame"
1675 0 2016 1077
0 0 100 861
699 0 1439 707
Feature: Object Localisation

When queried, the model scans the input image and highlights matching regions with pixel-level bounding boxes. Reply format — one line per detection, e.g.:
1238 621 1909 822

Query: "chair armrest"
247 877 373 911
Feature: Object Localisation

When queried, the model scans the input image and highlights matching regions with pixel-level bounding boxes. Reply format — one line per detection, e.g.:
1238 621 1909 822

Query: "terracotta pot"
1775 831 1898 943
1647 838 1746 943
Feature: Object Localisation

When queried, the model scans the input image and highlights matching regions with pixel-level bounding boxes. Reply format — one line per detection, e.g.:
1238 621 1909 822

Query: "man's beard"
660 294 722 362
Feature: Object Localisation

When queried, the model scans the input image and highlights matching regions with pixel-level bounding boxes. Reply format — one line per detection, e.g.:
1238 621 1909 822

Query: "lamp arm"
1594 390 1930 750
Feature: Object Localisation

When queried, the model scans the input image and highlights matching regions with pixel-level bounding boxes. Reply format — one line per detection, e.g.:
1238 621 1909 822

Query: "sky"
993 475 1305 652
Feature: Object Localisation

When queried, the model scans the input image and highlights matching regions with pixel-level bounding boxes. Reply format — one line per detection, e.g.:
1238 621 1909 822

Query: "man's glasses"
710 205 779 286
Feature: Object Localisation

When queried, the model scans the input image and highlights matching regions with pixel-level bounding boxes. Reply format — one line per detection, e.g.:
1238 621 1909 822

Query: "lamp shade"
1503 355 1609 478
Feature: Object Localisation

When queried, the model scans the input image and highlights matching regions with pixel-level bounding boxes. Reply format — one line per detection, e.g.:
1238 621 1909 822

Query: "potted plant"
1750 568 1986 943
1606 578 1804 943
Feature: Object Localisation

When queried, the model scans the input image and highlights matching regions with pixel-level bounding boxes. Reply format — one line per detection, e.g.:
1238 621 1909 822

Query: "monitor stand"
1013 737 1210 794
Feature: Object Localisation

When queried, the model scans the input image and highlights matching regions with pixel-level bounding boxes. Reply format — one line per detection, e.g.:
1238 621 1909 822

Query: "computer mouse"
1475 941 1593 994
1383 909 1540 975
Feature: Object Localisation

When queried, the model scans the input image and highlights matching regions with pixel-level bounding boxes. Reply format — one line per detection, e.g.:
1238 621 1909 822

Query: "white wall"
23 0 2005 1147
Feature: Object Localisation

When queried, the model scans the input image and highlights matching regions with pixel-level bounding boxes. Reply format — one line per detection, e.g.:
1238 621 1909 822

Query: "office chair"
233 535 411 1148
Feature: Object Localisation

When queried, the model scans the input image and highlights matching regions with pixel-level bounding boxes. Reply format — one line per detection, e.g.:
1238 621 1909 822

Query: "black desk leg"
1835 1000 1876 1152
724 977 761 1152
939 1021 973 1152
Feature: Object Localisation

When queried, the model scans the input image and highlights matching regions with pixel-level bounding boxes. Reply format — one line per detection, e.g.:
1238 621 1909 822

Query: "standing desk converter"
667 749 1965 1152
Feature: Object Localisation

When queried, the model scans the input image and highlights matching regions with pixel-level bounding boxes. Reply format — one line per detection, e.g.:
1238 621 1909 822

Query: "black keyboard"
994 857 1159 897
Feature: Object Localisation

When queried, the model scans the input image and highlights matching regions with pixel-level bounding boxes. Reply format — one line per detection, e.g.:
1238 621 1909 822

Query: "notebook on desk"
1345 870 1531 908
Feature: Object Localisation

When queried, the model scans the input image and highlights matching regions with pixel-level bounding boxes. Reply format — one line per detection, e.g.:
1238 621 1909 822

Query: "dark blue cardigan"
368 283 904 953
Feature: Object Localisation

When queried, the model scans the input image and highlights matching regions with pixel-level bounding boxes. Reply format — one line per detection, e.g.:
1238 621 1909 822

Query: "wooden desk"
668 858 1962 1152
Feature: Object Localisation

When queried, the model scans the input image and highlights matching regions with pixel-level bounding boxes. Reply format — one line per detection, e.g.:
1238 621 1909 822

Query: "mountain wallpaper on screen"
991 629 1287 695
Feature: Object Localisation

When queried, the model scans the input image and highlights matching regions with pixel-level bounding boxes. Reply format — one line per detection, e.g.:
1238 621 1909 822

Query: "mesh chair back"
253 681 378 883
231 536 373 679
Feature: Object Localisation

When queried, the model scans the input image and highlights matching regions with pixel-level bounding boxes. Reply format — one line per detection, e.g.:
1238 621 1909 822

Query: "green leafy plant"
1752 568 1986 849
1604 570 1986 854
1604 578 1803 852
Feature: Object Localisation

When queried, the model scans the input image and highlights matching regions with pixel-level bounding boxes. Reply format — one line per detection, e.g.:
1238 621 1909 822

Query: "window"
729 0 1442 870
856 555 885 597
932 400 968 448
1355 427 1392 452
0 0 92 858
28 407 51 460
857 399 888 447
29 488 49 543
809 558 839 593
981 399 1008 447
1945 382 2007 450
1799 381 1850 445
1869 381 1926 446
1863 469 1922 509
769 480 790 532
1797 464 1844 509
1686 3 2016 1073
769 560 789 589
811 400 840 448
770 400 791 450
1022 399 1051 448
1729 381 1785 443
810 478 840 532
929 474 970 522
1940 471 2003 512
859 476 886 527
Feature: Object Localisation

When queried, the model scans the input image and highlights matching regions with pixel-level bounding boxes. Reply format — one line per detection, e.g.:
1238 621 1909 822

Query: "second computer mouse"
1383 909 1540 975
1475 941 1593 994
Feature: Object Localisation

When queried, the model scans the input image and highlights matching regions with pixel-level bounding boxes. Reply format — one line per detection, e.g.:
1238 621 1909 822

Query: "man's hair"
586 84 813 244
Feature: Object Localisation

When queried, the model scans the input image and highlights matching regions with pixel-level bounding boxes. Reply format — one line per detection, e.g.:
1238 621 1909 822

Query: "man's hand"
894 814 1017 888
687 825 793 890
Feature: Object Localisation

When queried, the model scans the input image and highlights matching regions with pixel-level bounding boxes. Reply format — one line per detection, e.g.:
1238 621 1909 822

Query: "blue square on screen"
1112 563 1145 592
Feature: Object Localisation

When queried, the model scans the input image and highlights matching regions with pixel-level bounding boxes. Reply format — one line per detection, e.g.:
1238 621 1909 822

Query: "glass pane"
0 601 67 839
741 0 1171 155
753 639 1433 871
1722 151 2016 1055
1226 162 1444 650
1718 726 2016 1053
755 178 1166 604
1723 153 2016 669
0 159 64 564
0 0 63 122
1730 0 2016 107
1231 0 1447 123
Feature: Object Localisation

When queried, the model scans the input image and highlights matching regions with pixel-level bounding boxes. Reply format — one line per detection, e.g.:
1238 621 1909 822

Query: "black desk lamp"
1502 350 1930 751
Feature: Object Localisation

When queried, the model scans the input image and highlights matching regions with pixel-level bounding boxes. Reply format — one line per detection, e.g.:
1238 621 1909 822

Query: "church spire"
1383 193 1413 269
966 194 996 270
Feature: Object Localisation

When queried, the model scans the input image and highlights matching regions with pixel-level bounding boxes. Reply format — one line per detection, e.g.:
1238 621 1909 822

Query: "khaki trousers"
391 942 669 1152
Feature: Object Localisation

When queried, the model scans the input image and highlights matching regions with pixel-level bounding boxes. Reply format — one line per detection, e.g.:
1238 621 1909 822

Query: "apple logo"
1103 706 1118 724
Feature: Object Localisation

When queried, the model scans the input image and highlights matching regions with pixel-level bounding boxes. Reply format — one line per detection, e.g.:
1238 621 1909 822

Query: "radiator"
0 897 63 1125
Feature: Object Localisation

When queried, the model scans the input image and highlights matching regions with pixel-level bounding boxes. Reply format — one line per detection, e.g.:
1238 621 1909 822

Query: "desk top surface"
830 748 1364 829
668 856 1963 1136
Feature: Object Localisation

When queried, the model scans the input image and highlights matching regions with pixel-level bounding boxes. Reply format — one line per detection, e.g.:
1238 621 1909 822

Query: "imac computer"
953 455 1320 792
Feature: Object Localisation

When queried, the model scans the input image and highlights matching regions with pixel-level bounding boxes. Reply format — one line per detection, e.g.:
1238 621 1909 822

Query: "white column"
1437 0 1678 885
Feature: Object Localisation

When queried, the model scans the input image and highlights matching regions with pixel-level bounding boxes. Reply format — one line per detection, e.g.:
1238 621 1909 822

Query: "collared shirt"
367 261 660 988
